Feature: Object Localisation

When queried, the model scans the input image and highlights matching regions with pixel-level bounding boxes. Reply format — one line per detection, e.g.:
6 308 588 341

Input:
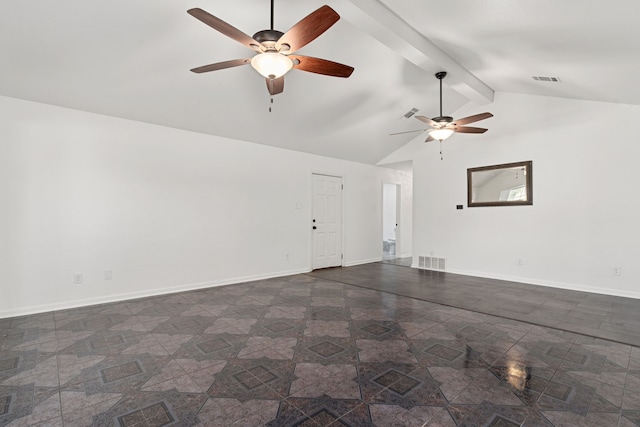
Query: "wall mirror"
467 161 532 207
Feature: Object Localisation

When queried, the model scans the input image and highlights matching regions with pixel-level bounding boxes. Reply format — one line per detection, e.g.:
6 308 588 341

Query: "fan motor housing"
253 29 285 43
433 116 454 124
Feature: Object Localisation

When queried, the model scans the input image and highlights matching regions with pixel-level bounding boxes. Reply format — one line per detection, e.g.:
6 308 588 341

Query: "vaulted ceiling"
2 0 638 164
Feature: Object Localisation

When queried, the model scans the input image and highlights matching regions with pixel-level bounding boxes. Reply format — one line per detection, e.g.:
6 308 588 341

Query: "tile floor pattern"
1 271 640 426
312 262 640 347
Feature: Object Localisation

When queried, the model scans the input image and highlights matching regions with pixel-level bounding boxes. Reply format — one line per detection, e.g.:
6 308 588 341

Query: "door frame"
310 172 344 271
382 182 401 259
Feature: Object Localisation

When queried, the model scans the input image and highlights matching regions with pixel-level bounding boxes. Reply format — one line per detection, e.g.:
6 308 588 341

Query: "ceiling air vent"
402 107 419 118
532 76 561 82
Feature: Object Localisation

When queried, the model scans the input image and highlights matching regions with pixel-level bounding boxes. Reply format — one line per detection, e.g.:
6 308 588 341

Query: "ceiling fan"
392 71 493 143
187 1 354 96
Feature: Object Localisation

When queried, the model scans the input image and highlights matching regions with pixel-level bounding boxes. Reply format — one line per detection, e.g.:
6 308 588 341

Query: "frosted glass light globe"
251 52 293 79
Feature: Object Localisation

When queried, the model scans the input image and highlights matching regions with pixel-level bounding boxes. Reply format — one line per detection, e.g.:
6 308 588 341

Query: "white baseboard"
7 264 636 319
344 257 382 267
0 268 310 319
443 267 640 301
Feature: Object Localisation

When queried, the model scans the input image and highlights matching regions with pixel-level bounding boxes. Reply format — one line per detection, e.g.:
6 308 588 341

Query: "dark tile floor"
313 261 640 347
1 263 639 426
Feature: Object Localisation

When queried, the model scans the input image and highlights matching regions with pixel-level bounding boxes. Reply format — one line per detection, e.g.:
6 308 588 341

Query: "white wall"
0 95 412 317
413 92 640 298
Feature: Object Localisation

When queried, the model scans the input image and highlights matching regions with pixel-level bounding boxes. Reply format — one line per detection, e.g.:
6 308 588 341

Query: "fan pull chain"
268 97 274 113
439 140 444 160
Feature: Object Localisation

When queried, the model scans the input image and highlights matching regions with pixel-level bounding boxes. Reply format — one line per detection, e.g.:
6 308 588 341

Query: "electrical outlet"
613 267 622 276
74 273 83 284
104 270 113 280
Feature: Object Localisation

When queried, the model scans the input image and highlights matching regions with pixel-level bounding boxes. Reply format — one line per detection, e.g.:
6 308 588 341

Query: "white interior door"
312 174 342 270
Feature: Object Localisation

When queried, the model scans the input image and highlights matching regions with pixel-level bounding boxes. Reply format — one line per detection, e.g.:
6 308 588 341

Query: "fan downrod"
435 71 448 117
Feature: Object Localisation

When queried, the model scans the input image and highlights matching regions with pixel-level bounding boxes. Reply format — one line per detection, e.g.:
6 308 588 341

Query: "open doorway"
382 183 399 260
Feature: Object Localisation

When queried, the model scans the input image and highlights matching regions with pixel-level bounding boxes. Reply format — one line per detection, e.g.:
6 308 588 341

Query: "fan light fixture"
251 52 293 79
429 128 454 141
187 4 353 98
389 71 493 160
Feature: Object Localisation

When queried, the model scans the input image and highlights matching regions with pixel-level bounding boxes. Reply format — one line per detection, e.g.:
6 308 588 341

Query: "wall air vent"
417 256 446 271
532 76 561 82
403 107 419 118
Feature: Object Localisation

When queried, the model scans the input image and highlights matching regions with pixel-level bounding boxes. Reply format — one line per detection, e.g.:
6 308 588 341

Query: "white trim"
381 181 401 259
0 268 310 319
443 268 640 300
344 257 382 267
5 264 638 318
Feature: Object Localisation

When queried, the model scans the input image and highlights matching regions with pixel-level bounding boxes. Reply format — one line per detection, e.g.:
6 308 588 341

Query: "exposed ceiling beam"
329 0 494 105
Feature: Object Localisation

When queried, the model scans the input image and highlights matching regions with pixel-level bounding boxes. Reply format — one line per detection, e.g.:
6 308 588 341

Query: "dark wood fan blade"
453 112 493 126
289 55 354 77
415 116 438 127
389 129 426 136
188 8 262 51
190 59 251 73
425 135 435 143
266 76 285 95
276 5 339 53
453 126 488 134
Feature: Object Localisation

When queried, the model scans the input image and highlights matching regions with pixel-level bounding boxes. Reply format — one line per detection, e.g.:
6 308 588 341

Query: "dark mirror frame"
467 160 533 207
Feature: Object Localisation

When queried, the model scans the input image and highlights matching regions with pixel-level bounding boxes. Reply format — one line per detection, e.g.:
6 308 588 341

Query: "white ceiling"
2 0 639 165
